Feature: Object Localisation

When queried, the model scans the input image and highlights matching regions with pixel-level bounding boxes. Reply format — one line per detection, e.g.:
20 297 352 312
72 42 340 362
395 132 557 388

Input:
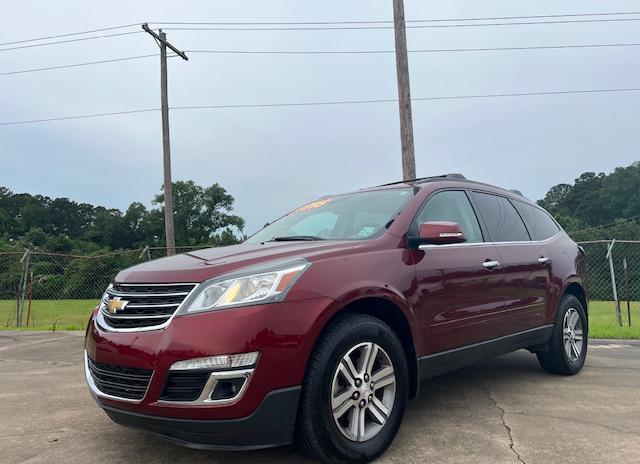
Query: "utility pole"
142 23 188 255
392 0 416 181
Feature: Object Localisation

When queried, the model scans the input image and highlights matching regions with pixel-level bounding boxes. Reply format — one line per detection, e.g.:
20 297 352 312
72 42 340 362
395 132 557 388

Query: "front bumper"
102 386 301 450
84 296 334 448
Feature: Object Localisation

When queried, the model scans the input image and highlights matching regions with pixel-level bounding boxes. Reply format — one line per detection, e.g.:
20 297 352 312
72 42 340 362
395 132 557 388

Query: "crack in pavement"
473 372 526 464
487 389 526 464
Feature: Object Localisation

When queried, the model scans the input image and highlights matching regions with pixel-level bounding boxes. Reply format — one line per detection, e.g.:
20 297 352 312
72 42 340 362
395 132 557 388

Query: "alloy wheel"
563 308 584 362
330 342 396 442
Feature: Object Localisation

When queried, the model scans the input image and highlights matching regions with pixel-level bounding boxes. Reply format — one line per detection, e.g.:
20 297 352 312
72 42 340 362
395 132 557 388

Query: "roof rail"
509 189 525 197
376 173 466 187
444 173 466 180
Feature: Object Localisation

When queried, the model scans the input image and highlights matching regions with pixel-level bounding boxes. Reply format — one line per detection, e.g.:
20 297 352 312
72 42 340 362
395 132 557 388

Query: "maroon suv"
84 174 588 463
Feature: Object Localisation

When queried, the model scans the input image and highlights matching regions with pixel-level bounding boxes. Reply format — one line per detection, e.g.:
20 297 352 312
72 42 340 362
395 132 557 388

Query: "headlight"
180 258 310 313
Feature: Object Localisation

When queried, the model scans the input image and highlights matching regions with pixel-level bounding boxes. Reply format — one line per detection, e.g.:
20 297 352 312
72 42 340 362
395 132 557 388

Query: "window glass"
291 212 339 237
416 190 483 243
245 188 413 242
471 192 530 242
513 202 560 241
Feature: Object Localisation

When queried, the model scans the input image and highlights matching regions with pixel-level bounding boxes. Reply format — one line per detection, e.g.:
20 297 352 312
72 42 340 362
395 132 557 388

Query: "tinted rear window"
513 201 560 241
471 192 530 242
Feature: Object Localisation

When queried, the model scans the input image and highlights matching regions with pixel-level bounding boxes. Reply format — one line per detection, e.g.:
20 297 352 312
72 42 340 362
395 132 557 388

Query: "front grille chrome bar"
106 290 191 298
98 282 199 332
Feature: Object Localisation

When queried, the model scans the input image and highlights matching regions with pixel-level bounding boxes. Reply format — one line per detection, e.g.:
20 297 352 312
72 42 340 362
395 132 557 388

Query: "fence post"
606 240 622 327
15 249 31 327
139 245 151 261
623 257 631 326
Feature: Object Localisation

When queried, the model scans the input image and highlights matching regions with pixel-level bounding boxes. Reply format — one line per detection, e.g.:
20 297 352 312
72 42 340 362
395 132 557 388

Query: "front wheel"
537 294 588 375
296 313 408 463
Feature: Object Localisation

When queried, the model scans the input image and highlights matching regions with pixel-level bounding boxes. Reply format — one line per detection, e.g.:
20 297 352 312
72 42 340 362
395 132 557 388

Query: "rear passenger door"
512 200 562 323
470 192 549 333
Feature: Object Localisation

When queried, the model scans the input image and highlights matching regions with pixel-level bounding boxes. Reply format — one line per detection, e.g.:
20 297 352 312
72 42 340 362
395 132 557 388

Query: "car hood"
115 240 359 283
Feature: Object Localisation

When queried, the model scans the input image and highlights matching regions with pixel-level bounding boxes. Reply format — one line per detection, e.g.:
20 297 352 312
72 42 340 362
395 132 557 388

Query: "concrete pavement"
1 331 638 464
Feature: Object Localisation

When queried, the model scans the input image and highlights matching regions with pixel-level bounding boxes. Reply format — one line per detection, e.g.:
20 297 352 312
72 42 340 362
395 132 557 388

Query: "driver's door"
412 190 506 355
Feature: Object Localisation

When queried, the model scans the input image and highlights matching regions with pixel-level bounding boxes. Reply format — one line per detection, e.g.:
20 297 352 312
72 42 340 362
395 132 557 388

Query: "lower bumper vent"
159 371 211 402
87 356 152 400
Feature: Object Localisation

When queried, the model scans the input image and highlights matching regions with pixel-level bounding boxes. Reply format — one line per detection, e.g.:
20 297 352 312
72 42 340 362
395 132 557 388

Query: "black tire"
296 313 409 463
537 294 588 375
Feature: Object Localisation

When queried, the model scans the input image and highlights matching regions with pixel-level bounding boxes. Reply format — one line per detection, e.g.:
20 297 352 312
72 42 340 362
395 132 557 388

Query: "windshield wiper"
270 235 326 242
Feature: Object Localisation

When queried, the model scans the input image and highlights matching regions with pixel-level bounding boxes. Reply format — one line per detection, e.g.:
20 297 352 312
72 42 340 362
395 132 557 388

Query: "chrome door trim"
417 231 562 250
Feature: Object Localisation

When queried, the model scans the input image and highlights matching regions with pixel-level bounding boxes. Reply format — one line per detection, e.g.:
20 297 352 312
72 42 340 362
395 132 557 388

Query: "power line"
408 17 640 28
2 86 639 127
2 10 639 50
0 30 144 53
411 87 640 101
171 99 397 111
0 23 140 47
0 11 637 53
164 26 391 31
171 88 640 110
1 42 635 77
0 54 175 76
0 108 159 126
162 17 640 32
186 42 640 55
410 10 640 22
150 11 640 26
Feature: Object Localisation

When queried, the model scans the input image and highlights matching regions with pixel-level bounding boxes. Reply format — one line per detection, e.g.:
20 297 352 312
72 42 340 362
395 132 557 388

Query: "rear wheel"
537 294 588 375
296 313 408 463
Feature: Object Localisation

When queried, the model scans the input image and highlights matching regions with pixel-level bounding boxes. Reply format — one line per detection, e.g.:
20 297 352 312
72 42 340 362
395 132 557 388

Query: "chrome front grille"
100 283 197 330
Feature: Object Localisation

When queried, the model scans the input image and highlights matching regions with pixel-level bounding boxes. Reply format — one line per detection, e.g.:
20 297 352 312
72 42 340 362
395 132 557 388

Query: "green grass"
588 300 639 339
1 299 639 339
0 299 96 331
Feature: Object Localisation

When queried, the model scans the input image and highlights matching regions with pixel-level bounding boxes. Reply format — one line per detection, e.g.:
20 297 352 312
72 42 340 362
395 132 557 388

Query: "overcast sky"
1 0 639 235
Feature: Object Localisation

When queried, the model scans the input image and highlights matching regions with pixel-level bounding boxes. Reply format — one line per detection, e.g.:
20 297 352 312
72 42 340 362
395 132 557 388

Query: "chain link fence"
1 241 638 330
0 246 208 330
577 240 640 326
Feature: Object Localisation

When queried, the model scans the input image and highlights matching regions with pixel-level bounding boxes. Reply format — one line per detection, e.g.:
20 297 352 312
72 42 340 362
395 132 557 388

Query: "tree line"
2 162 639 255
538 161 640 241
0 180 244 254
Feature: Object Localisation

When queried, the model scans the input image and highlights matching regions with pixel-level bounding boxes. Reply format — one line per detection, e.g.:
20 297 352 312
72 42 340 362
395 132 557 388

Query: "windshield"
245 188 414 243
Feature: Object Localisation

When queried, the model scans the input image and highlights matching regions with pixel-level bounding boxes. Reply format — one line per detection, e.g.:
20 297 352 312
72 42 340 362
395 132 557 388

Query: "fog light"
211 378 247 400
169 352 259 371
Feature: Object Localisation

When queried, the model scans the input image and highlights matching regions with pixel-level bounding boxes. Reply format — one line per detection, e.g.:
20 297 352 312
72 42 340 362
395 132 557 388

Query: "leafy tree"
24 228 48 247
537 161 640 240
153 181 244 246
0 180 244 253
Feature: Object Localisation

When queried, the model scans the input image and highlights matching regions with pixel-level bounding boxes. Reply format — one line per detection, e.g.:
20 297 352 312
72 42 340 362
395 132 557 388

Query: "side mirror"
418 221 466 246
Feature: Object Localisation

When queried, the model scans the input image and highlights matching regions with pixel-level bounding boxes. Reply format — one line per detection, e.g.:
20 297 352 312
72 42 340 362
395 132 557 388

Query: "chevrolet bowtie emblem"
106 297 129 314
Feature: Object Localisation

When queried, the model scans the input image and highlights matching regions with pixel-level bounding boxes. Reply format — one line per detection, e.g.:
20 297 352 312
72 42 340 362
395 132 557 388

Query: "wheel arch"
322 296 420 399
563 282 588 316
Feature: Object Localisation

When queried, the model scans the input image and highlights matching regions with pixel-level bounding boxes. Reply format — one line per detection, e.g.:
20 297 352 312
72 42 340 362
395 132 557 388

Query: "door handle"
482 260 501 270
537 256 551 265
